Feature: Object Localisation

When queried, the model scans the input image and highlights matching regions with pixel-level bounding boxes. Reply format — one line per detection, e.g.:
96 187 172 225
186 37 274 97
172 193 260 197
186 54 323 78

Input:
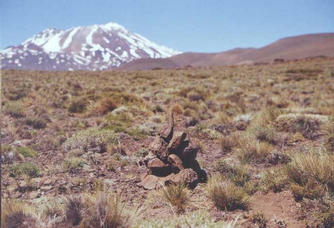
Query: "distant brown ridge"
119 33 334 70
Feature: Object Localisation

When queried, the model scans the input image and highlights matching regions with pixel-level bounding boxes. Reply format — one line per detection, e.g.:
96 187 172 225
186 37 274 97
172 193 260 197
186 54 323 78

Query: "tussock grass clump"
161 182 189 213
248 107 281 144
325 133 334 153
136 210 238 228
286 148 334 196
17 146 37 158
4 101 26 118
105 112 133 133
6 87 28 100
251 107 282 127
63 128 118 152
40 199 64 223
63 157 85 173
207 175 249 211
290 181 326 201
109 91 143 106
68 98 87 113
318 203 334 228
25 117 47 129
249 212 267 228
64 196 85 226
214 159 250 187
220 135 236 153
261 168 289 193
9 162 40 178
276 113 327 139
252 125 278 145
324 118 334 152
91 97 118 116
80 191 128 228
1 200 37 228
236 134 273 163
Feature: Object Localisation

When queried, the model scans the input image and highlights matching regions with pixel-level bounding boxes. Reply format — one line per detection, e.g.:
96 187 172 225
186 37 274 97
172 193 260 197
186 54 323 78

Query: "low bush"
63 128 118 152
17 146 37 158
63 157 85 173
9 162 40 178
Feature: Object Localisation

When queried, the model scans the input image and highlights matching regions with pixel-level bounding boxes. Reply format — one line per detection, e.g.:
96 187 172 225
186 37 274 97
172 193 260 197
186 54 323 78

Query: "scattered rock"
138 112 205 189
147 158 171 176
167 168 198 188
168 154 184 172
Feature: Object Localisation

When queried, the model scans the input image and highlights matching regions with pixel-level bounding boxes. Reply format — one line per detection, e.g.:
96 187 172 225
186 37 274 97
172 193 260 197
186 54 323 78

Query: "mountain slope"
120 33 334 70
0 22 180 71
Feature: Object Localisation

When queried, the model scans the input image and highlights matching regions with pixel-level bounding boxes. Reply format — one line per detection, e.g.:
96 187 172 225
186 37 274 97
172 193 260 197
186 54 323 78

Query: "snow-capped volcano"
0 22 180 70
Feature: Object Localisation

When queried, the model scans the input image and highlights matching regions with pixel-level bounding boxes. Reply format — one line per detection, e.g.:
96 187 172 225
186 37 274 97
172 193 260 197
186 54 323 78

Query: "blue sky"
1 0 333 52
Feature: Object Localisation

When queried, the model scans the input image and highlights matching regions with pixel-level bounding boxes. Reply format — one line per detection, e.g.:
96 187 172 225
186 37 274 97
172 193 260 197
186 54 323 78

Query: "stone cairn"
138 112 206 190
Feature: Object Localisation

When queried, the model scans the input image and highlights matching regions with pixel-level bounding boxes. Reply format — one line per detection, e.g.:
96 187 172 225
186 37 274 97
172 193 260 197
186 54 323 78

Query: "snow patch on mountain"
0 22 180 71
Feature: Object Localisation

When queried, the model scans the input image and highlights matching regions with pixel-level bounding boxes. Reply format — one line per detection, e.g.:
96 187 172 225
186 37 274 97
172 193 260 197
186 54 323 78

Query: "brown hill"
119 33 334 70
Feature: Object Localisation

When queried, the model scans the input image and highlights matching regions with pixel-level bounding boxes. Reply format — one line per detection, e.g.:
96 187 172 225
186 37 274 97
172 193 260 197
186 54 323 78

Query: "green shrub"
9 163 40 178
63 128 118 152
104 112 133 133
17 146 37 158
207 175 249 211
63 157 85 173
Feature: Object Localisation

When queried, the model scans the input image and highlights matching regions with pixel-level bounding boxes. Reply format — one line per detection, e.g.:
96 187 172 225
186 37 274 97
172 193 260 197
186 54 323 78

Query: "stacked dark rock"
138 113 206 190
